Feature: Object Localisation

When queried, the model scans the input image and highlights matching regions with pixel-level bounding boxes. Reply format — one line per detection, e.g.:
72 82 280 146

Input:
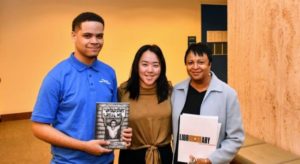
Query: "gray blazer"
171 72 244 164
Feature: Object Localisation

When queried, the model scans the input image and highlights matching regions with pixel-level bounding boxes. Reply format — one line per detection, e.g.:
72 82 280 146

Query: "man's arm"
32 121 112 155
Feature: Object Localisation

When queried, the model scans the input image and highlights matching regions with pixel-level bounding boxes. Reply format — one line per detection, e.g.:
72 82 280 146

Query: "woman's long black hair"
125 44 170 103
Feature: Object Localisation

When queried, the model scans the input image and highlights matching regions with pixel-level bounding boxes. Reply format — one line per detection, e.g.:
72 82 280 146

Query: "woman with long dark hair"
118 44 173 164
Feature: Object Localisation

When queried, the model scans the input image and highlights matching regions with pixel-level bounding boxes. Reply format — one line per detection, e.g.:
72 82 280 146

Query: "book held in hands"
178 114 221 163
95 102 129 149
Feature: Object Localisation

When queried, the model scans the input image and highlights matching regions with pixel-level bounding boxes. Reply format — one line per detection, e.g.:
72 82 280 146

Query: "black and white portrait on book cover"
95 102 129 149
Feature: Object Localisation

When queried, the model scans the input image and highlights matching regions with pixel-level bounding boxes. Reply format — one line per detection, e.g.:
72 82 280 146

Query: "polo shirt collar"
69 53 100 72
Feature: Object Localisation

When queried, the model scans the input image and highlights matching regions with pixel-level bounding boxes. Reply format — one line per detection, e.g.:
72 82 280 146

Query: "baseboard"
0 112 32 122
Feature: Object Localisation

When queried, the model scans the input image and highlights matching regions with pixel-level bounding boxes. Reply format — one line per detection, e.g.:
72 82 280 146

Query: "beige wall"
0 0 201 114
228 0 300 155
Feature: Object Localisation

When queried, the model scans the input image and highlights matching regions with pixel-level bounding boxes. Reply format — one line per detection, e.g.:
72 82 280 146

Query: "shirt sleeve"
31 74 60 124
209 91 245 164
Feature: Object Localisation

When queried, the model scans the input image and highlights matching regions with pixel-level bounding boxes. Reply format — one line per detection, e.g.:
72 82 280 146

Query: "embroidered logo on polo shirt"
99 79 111 85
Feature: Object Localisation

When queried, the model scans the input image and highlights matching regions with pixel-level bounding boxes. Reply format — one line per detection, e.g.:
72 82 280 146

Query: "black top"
181 84 206 115
174 84 207 164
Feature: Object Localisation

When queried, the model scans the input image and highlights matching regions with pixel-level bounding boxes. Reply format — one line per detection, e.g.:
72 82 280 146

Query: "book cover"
95 102 129 149
178 114 221 163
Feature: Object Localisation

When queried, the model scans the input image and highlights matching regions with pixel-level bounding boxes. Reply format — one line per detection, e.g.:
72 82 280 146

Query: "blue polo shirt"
32 53 117 164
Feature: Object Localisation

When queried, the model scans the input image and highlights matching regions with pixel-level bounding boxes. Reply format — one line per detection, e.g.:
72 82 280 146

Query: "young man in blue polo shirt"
31 12 132 164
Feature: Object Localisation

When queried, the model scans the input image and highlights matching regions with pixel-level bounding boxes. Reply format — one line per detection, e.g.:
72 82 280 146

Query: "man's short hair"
72 12 105 31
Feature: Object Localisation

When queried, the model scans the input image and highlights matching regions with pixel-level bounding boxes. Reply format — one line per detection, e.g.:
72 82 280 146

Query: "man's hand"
121 127 132 147
82 140 112 155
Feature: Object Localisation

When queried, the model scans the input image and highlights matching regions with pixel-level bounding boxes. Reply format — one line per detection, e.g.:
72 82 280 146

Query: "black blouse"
181 84 206 115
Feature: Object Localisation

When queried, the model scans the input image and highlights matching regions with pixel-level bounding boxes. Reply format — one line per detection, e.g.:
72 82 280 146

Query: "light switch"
188 36 196 47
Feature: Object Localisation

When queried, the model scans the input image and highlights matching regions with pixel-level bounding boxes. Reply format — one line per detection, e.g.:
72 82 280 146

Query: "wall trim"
0 112 32 122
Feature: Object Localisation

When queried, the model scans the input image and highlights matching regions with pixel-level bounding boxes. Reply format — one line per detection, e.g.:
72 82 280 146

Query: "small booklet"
178 114 221 163
95 102 129 149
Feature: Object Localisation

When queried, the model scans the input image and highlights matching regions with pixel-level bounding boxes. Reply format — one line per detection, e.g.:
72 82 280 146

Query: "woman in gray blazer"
172 43 244 164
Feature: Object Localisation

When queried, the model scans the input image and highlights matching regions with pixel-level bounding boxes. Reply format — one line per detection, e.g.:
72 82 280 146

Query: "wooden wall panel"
207 31 227 42
228 0 300 155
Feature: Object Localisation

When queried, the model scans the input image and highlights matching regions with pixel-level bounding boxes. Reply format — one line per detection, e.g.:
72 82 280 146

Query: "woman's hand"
121 127 132 147
189 155 211 164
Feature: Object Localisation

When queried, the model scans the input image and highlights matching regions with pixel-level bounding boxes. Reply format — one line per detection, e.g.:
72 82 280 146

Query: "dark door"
201 4 227 83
